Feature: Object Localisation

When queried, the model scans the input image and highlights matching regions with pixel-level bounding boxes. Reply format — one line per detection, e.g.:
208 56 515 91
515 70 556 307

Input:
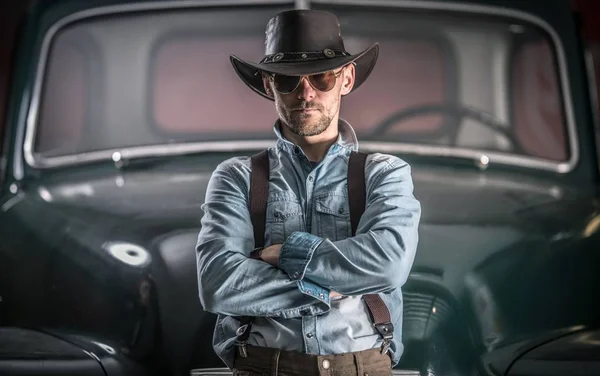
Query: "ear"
340 64 355 96
261 73 273 97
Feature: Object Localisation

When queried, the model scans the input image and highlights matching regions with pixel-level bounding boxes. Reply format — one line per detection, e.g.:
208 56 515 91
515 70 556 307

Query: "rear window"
340 36 449 136
511 38 567 161
152 34 449 138
152 35 275 137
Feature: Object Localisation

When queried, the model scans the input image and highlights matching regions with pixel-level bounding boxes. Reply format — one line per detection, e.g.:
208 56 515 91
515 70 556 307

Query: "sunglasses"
268 69 344 94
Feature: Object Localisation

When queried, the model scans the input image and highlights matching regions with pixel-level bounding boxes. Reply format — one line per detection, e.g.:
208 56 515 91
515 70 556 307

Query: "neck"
282 117 340 162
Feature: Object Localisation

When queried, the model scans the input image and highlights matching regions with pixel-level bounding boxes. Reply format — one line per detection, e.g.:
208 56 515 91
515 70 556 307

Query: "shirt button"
322 360 330 369
308 176 314 182
307 333 314 338
293 272 299 278
338 208 344 214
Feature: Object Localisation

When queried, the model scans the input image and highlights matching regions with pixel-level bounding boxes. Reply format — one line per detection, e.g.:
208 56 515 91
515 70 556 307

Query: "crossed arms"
195 155 421 318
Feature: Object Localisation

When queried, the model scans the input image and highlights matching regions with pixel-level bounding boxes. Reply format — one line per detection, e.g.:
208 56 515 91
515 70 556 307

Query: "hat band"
260 49 350 64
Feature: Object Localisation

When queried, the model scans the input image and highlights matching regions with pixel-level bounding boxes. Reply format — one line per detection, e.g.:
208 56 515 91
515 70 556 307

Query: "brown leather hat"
230 9 379 100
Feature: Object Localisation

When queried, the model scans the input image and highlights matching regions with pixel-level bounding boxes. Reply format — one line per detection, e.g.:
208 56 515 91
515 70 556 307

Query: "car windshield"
29 3 573 171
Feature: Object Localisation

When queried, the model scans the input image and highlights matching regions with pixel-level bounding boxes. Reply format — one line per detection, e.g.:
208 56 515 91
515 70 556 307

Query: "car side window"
510 35 567 161
151 34 275 136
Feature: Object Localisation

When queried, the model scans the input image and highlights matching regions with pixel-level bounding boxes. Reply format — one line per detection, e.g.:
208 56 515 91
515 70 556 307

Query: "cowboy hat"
230 9 379 100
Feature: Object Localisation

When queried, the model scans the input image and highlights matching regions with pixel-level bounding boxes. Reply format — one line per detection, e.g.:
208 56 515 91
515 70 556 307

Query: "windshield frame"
21 0 579 173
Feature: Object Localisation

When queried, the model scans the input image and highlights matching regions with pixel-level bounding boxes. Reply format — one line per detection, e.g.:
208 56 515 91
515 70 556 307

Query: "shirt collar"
274 118 359 157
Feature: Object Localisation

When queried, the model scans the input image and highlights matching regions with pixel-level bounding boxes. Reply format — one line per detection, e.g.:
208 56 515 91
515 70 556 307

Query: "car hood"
24 162 584 224
7 160 600 374
19 161 596 294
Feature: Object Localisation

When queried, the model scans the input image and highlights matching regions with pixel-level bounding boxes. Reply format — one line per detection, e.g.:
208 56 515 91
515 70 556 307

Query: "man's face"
263 64 355 137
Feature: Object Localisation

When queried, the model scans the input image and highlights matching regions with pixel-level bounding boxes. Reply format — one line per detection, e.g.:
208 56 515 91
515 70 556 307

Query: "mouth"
293 108 319 113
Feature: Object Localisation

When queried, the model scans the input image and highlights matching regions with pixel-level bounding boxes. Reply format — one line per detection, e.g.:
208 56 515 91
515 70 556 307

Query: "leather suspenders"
235 150 393 357
249 150 270 249
347 152 394 355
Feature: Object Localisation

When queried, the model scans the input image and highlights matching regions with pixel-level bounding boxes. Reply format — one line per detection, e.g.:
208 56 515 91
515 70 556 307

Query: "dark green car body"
0 1 598 376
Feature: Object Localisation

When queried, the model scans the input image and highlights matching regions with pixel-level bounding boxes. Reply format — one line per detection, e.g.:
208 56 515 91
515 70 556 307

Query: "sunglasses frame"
268 68 345 94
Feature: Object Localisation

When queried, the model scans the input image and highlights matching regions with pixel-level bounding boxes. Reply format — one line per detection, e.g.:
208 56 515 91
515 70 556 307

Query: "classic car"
0 0 599 375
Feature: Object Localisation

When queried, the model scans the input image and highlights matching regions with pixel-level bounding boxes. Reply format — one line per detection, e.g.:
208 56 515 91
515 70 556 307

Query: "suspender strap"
250 150 270 249
236 150 270 357
363 295 394 353
348 151 367 236
348 151 394 354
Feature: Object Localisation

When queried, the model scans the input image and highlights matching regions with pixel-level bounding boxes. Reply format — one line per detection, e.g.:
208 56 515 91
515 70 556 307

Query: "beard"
287 111 332 136
278 101 336 137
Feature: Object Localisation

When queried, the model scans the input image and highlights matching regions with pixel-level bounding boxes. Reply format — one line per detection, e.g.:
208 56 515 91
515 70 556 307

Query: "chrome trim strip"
28 138 568 171
1 192 24 213
30 141 276 169
190 368 420 376
358 141 565 171
295 0 310 9
190 368 232 376
22 0 579 173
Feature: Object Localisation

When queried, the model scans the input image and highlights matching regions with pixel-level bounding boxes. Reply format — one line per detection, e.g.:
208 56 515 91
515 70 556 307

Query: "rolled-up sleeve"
278 155 421 295
277 231 324 281
196 159 331 318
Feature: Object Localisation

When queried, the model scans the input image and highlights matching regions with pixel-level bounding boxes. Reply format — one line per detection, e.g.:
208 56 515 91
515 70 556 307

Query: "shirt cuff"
279 231 324 281
297 279 330 308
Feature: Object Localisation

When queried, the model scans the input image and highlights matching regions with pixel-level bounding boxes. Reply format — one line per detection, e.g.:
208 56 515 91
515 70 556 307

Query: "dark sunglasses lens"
308 71 336 91
273 75 301 93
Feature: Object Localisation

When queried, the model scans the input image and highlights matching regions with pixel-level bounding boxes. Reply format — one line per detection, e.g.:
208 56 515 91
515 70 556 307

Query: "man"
196 9 421 376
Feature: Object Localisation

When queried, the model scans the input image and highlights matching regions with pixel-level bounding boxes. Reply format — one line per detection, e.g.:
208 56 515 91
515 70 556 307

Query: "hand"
330 291 343 299
259 244 282 267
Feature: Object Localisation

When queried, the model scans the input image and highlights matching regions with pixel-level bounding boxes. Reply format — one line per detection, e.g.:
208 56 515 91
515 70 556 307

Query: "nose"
296 76 316 100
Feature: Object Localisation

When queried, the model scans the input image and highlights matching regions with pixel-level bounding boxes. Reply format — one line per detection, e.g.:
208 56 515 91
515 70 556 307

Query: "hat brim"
230 43 379 100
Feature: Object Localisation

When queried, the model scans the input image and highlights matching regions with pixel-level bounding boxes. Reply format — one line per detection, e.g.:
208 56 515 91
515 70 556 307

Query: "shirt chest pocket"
266 200 305 245
315 195 351 240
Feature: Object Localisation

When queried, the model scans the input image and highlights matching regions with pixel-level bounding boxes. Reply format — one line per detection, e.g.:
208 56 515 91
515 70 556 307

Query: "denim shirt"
196 119 421 369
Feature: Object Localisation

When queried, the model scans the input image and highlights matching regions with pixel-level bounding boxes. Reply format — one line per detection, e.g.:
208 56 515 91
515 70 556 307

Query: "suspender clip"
236 324 249 336
374 323 394 355
236 341 248 358
380 339 391 355
235 319 252 358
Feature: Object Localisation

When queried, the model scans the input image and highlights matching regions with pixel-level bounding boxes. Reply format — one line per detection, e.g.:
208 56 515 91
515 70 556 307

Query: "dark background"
1 0 599 150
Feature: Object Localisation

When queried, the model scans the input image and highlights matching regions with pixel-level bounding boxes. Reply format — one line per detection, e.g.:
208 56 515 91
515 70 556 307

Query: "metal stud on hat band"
259 50 349 64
